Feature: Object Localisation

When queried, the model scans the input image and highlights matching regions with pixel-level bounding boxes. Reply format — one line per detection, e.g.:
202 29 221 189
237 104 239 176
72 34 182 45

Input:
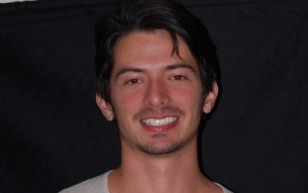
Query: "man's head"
95 0 219 155
95 0 219 106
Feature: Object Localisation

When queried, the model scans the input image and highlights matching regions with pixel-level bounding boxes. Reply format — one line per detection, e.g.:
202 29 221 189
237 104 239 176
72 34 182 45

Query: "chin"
138 138 187 155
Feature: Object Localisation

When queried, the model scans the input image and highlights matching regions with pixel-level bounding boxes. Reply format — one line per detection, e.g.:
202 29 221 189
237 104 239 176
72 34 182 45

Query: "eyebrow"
163 63 196 73
114 67 144 80
114 63 196 80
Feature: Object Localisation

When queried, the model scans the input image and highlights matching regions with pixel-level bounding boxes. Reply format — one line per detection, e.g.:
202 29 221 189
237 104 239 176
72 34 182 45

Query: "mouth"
141 117 177 126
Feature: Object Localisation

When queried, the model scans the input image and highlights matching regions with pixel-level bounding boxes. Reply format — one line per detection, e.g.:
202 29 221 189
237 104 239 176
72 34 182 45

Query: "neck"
108 137 218 193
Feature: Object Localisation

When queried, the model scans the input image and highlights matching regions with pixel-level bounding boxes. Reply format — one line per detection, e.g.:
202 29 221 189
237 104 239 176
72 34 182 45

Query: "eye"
125 79 142 85
170 75 187 81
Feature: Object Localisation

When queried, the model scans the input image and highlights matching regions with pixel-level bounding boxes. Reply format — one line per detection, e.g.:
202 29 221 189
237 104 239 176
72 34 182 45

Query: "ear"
202 82 219 114
96 93 114 121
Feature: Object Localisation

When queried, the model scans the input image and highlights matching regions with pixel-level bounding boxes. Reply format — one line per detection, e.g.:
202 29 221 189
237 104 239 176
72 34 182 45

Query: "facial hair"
115 105 199 156
133 106 196 156
138 133 188 155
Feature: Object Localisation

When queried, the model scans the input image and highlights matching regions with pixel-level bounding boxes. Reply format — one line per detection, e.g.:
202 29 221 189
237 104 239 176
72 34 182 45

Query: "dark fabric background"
1 0 307 192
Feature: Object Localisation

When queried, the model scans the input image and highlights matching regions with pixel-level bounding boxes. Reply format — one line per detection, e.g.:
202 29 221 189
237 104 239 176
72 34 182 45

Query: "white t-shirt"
60 171 233 193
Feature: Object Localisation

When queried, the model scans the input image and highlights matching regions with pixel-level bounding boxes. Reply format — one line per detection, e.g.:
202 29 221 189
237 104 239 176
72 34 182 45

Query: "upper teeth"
142 117 177 126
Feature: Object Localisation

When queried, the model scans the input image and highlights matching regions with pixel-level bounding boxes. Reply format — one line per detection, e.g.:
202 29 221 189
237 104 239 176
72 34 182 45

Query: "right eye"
125 79 142 85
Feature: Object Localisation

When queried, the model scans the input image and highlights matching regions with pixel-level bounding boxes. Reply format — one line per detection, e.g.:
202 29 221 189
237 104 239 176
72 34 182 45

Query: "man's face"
96 30 218 156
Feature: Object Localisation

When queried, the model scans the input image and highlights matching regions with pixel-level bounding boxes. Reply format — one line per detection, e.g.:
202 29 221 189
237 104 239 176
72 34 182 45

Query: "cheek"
183 91 204 118
173 86 203 105
112 91 142 116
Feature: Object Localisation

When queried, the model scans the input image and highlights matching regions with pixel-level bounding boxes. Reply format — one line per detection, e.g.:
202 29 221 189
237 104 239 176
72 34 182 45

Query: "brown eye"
171 75 187 80
126 79 141 85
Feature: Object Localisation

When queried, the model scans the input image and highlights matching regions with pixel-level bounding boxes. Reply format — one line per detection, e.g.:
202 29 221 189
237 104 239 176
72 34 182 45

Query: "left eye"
125 79 141 85
171 75 187 80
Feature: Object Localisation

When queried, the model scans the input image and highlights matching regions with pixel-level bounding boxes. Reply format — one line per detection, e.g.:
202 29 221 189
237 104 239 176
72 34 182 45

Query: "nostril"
145 81 170 107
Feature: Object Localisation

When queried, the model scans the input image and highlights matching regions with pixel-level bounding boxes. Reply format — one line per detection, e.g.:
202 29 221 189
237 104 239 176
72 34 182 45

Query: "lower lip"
141 118 178 133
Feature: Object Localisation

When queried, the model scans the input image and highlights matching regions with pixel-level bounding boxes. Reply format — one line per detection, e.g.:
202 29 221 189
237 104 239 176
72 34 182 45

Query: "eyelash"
123 74 188 85
125 79 142 85
170 75 187 80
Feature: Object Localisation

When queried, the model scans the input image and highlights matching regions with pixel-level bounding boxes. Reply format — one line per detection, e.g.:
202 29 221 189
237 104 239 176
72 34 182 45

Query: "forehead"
113 30 198 69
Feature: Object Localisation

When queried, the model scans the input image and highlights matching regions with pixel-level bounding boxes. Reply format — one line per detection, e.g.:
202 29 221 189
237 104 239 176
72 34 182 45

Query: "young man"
61 0 233 192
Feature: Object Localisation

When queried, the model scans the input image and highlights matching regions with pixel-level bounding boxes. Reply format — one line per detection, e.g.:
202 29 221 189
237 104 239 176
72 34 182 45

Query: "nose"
144 79 170 107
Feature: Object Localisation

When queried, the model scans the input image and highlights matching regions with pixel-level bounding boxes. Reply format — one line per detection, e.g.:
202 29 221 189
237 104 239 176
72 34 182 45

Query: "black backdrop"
1 0 307 192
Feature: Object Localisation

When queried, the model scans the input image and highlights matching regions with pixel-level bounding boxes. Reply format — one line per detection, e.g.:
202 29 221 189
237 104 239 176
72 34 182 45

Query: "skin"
96 30 220 193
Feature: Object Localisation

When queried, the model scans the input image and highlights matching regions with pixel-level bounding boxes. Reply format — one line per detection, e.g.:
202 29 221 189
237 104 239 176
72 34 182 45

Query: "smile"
141 117 177 126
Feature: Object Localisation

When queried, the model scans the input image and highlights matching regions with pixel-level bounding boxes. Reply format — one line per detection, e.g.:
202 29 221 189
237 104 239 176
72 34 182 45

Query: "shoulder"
215 182 234 193
59 171 112 193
